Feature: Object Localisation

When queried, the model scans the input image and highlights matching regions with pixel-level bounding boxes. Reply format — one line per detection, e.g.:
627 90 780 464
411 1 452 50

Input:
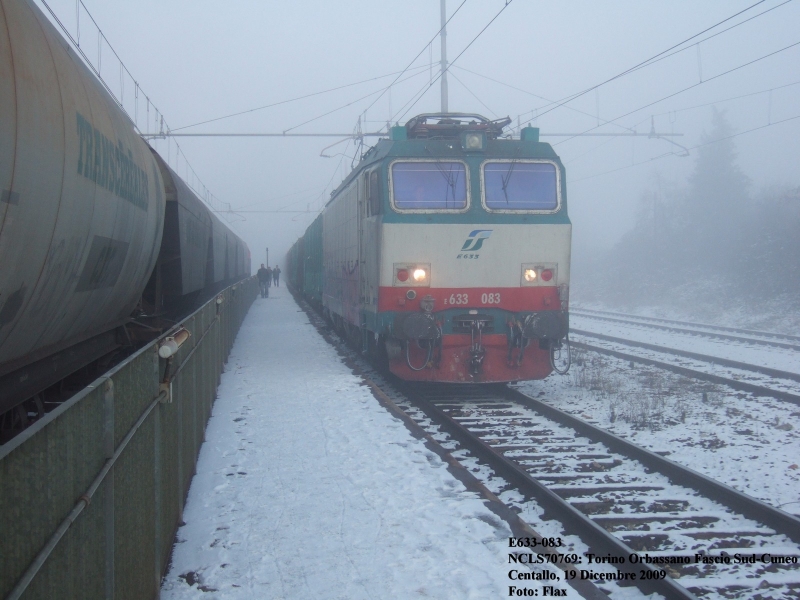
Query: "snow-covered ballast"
287 113 571 383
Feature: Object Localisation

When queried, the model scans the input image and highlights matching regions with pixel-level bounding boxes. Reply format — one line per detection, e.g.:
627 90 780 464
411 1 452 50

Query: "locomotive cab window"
390 160 469 212
481 160 561 213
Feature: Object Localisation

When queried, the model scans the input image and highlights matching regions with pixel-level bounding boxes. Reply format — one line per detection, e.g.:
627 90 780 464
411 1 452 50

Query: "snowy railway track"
295 293 800 598
572 308 800 350
570 330 800 407
390 383 800 600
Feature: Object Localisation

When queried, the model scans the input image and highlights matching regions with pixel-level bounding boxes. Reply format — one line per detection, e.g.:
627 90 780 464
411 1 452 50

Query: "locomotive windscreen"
391 161 467 210
483 161 558 211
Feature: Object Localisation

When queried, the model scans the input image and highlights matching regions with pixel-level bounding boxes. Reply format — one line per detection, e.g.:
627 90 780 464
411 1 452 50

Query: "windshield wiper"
500 148 522 204
426 148 459 207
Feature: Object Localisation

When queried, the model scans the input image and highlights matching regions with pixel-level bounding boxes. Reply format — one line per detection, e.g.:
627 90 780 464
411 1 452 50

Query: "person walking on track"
257 264 270 298
273 265 281 287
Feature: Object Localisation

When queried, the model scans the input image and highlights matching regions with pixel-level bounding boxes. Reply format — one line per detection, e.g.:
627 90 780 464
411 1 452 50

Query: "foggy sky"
35 0 800 268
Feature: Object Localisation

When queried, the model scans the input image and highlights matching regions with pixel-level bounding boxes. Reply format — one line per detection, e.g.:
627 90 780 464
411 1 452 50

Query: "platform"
160 286 516 599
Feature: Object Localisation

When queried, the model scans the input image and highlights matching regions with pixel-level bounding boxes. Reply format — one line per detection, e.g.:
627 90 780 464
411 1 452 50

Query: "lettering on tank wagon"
75 112 149 211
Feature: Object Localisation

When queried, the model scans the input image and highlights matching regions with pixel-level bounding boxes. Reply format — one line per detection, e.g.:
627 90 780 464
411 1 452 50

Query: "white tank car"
0 0 164 398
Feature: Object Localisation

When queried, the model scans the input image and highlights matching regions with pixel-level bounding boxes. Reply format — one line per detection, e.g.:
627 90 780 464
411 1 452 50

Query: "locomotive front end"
378 116 571 383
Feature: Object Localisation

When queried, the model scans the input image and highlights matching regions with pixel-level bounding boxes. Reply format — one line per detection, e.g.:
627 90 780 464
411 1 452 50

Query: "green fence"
0 277 258 600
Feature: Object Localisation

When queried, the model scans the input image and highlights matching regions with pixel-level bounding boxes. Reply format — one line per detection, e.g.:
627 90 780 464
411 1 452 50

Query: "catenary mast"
440 0 449 113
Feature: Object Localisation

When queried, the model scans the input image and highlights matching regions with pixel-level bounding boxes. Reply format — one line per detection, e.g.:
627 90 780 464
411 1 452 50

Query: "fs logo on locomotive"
457 229 493 259
460 229 493 252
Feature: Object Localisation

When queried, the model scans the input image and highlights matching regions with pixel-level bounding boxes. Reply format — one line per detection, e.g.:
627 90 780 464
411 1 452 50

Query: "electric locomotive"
288 113 570 383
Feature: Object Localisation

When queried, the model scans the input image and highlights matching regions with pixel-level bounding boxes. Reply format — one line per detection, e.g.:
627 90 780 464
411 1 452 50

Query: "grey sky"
36 0 800 266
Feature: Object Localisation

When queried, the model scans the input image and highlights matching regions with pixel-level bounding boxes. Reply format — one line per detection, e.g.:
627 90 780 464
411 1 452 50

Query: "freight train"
287 113 571 383
0 0 250 430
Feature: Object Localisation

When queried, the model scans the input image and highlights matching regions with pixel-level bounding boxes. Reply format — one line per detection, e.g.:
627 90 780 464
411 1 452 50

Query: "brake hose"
406 339 434 371
549 332 571 375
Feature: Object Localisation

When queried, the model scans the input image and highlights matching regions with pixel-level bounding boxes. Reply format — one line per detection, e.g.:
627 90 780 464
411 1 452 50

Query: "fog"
37 0 800 293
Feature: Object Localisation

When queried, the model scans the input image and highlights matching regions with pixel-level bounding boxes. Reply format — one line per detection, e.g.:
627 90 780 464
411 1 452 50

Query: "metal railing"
0 277 257 599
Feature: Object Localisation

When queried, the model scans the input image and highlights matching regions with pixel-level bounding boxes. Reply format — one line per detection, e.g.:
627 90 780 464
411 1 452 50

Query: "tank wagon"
0 0 249 424
288 113 571 383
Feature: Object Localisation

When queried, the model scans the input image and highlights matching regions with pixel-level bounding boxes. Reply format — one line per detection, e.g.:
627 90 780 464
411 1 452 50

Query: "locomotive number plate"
443 292 502 305
446 293 470 305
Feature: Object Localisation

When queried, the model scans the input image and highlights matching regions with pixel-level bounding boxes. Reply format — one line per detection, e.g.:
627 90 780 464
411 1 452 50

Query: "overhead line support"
141 132 683 139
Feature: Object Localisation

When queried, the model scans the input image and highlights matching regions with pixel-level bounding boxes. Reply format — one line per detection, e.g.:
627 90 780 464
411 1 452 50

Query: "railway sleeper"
400 384 800 598
550 484 666 497
340 344 800 597
571 499 692 514
504 452 610 460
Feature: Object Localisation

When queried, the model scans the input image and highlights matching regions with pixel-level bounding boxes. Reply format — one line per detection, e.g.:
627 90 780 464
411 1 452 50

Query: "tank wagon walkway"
160 288 516 599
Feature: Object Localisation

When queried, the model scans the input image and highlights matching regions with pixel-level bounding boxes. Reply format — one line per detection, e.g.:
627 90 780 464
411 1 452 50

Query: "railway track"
572 308 800 351
568 311 800 406
391 382 800 599
569 333 800 406
296 293 800 598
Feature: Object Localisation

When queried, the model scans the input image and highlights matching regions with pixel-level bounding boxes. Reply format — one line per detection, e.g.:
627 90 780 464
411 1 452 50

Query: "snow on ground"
161 287 553 599
574 294 800 338
161 286 799 598
570 314 800 374
516 351 800 514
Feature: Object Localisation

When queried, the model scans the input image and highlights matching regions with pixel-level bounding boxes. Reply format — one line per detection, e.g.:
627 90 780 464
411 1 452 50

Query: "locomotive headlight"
461 131 486 152
394 263 431 286
465 133 482 149
521 264 557 286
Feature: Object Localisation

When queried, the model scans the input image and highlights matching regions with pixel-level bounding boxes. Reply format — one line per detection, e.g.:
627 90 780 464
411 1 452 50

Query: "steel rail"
362 379 609 600
574 307 800 343
401 384 700 600
293 292 609 599
571 328 800 384
571 340 800 406
294 290 800 598
572 310 800 352
402 385 800 597
501 387 800 544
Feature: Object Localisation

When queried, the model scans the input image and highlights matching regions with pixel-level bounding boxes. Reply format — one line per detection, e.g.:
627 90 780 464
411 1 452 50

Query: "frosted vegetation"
576 109 800 330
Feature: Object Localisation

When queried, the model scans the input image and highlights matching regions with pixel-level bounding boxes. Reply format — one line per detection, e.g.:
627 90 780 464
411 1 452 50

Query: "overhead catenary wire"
359 0 469 118
220 152 348 219
393 0 516 123
171 64 430 132
570 113 800 184
564 79 800 166
554 39 800 147
564 135 619 166
647 79 800 120
452 65 635 133
41 0 143 121
629 0 794 79
448 70 498 118
515 0 781 125
45 1 795 226
39 0 240 229
281 68 430 134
